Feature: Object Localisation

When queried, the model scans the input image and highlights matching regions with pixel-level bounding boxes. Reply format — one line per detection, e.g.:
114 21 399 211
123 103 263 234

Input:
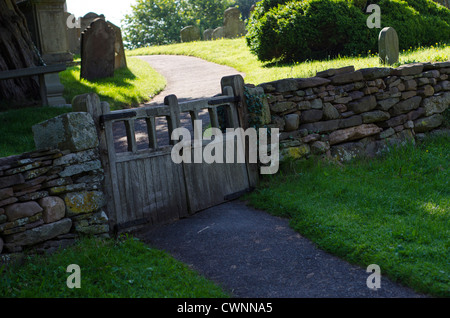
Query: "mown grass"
0 236 230 298
127 38 450 85
245 134 450 297
60 57 166 110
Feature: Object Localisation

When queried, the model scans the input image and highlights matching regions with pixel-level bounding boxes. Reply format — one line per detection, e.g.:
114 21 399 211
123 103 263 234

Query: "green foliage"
246 0 450 62
123 0 234 49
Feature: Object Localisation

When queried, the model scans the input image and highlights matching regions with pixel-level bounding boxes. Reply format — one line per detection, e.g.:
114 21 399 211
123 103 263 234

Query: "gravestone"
223 7 246 39
80 19 115 81
203 29 214 41
180 25 201 42
379 27 399 65
107 21 127 70
212 27 224 40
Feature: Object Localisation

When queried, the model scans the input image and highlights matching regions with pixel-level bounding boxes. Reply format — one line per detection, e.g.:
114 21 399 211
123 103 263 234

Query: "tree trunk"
0 0 41 107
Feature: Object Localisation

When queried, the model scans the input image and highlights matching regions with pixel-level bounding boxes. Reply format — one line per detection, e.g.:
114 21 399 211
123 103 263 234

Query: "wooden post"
164 94 181 146
221 75 259 188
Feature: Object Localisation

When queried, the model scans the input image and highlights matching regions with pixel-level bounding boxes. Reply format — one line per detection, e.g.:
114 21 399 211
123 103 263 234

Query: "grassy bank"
245 134 450 297
127 38 450 85
60 57 166 110
0 236 229 298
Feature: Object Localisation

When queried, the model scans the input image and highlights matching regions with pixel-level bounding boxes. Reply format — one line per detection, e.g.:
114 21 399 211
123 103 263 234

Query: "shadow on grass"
60 66 141 109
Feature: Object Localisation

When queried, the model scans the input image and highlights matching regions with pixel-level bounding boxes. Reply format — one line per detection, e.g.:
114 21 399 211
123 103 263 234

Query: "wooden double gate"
83 75 258 232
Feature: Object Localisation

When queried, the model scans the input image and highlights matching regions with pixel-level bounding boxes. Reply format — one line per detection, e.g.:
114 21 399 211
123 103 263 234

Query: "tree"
123 0 235 49
0 0 41 107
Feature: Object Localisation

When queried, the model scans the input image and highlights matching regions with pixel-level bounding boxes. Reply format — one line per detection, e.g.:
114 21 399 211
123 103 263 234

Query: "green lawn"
127 38 450 85
0 236 230 298
245 134 450 297
60 57 166 110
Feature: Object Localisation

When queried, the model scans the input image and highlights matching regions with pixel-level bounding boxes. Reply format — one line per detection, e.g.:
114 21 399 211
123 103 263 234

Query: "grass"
127 38 450 85
0 106 72 158
0 236 230 298
60 57 166 110
245 134 450 297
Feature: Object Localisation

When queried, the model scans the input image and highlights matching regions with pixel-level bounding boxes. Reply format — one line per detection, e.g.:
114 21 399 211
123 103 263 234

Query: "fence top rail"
98 94 240 125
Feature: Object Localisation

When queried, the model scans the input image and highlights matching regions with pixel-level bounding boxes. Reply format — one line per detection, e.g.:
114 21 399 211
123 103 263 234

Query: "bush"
246 0 450 62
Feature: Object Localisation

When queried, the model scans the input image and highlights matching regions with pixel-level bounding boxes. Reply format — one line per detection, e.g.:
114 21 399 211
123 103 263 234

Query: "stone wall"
0 112 109 261
245 61 450 162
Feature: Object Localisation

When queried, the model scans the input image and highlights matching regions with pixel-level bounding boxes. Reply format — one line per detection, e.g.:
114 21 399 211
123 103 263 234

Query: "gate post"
72 93 118 234
220 75 259 188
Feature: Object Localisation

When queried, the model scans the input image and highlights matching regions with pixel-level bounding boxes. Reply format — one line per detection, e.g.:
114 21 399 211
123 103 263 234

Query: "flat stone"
274 79 300 93
329 124 383 145
417 85 434 97
362 111 391 124
422 92 450 116
0 188 13 201
310 99 323 109
3 218 72 246
296 77 331 89
338 115 363 129
359 67 393 80
390 96 422 116
392 63 424 76
310 141 329 155
301 110 323 123
270 101 297 113
377 97 400 111
59 160 102 178
0 174 25 190
330 71 364 85
316 66 355 78
39 196 66 224
348 95 377 113
5 202 43 222
64 191 106 216
323 103 340 120
414 114 444 133
300 120 340 133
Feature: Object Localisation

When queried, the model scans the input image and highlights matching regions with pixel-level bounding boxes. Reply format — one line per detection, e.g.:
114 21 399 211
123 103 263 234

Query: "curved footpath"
130 56 426 298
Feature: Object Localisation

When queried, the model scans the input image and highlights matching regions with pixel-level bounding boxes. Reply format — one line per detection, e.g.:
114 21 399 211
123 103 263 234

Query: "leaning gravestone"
223 7 246 39
180 25 201 42
80 18 116 81
379 27 399 65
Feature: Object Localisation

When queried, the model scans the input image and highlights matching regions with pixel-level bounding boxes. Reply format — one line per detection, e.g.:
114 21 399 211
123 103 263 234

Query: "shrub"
246 0 450 62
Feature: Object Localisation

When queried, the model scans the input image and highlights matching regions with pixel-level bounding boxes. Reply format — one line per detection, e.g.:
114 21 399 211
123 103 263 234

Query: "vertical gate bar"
145 117 158 149
164 94 181 145
124 119 137 153
208 107 220 129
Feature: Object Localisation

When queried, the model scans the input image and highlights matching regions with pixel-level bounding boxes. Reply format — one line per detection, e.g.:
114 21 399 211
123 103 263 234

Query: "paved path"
135 200 427 298
113 55 244 151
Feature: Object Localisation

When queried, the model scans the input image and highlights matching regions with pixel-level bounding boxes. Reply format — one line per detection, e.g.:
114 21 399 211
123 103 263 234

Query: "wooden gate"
83 75 258 231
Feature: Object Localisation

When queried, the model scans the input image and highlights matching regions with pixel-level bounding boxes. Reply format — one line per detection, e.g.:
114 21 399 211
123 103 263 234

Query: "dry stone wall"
246 61 450 162
0 112 109 261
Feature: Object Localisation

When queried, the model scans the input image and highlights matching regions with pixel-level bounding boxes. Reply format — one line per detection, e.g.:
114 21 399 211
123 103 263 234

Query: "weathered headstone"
212 27 224 40
80 18 116 81
223 7 246 39
379 27 399 65
180 25 201 42
107 21 127 70
203 29 214 41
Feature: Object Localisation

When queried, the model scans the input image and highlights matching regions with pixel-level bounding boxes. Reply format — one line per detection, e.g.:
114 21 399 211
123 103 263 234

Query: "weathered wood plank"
124 119 137 153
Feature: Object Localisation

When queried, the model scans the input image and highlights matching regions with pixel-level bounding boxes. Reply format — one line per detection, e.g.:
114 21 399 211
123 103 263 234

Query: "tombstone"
223 7 246 39
379 27 399 65
17 0 71 106
80 19 116 81
212 27 224 40
81 12 106 34
107 21 127 70
64 11 80 54
203 28 214 41
180 25 201 43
